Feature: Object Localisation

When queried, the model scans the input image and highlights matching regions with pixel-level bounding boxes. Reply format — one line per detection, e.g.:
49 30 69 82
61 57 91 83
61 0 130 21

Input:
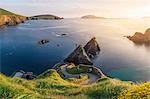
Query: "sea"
0 18 150 82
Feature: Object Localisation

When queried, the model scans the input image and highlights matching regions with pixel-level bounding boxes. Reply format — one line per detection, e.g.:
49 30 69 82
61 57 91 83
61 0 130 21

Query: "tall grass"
1 69 148 99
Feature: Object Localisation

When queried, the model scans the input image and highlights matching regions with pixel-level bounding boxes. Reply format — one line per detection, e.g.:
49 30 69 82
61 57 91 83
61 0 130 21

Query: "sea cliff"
0 15 27 27
0 8 27 27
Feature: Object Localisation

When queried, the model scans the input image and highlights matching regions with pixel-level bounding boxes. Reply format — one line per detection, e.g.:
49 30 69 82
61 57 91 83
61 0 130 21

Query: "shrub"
118 82 150 99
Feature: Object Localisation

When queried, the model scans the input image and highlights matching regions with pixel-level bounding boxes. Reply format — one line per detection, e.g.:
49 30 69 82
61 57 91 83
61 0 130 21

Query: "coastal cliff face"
0 15 27 27
64 37 101 65
127 28 150 44
64 45 93 65
84 37 100 58
0 8 27 27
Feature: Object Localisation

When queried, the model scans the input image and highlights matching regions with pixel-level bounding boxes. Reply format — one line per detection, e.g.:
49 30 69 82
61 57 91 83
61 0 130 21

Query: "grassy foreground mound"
0 69 149 99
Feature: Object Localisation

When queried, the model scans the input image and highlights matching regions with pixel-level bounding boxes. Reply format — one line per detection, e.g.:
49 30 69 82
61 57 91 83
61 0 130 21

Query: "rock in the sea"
144 28 150 41
127 28 150 44
64 45 93 65
84 37 100 58
128 32 145 43
38 39 49 45
61 33 67 37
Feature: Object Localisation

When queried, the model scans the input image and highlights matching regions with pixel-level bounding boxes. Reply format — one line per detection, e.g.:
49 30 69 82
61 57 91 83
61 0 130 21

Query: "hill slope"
0 8 17 15
1 69 147 99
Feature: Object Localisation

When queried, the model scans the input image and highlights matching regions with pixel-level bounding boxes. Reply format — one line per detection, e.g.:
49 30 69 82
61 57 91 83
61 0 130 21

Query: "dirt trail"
60 64 99 85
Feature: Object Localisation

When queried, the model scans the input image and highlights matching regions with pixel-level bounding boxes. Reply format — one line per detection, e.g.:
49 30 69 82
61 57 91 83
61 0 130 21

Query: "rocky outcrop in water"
38 39 49 45
84 37 100 58
64 37 101 65
144 28 150 41
127 28 150 44
64 45 93 65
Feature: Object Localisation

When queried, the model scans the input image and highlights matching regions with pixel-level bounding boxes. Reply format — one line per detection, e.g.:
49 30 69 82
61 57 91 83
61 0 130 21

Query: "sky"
0 0 150 18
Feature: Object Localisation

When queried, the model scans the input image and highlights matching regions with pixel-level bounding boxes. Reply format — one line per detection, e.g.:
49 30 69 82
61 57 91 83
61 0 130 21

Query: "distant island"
0 8 27 27
81 15 105 19
30 14 63 20
143 16 150 18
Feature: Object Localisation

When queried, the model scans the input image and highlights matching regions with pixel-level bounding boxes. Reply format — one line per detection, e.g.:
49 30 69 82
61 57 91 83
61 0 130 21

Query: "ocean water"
0 18 150 82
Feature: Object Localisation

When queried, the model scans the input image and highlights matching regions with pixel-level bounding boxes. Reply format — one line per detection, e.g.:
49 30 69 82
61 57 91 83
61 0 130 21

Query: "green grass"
83 77 133 99
67 74 88 84
0 8 19 16
66 65 85 74
0 74 38 98
0 69 149 99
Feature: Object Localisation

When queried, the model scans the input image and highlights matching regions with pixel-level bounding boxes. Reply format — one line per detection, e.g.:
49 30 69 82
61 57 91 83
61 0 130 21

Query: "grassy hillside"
1 69 145 99
0 8 13 15
0 8 20 16
118 82 150 99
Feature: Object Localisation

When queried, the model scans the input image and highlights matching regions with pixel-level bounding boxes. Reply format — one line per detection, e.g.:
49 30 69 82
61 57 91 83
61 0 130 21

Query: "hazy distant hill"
0 8 27 27
81 15 105 19
30 14 63 20
143 16 150 18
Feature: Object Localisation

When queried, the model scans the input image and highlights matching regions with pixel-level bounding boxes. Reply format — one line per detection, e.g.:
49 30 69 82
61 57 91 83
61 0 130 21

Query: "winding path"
60 64 99 85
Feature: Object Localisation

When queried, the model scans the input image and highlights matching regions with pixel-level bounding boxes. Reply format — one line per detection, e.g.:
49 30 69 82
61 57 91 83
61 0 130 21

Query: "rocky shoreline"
0 15 27 27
